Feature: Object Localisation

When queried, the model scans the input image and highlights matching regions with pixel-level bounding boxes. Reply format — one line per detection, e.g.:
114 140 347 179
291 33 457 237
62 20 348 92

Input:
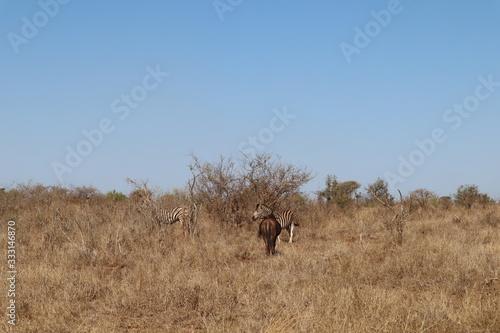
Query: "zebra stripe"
275 210 298 243
153 206 189 226
140 193 188 226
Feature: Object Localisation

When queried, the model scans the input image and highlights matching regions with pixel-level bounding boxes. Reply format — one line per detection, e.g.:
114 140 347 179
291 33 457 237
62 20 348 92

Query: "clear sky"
1 0 500 198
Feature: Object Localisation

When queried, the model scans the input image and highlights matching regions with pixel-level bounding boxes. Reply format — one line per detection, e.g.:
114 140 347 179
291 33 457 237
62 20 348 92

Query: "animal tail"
265 224 275 254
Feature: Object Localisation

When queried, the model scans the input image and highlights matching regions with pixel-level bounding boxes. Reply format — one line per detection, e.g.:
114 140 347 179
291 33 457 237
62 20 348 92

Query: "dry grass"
1 195 499 332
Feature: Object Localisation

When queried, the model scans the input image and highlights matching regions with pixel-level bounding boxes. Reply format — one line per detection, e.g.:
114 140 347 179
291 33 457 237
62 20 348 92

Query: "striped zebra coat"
139 196 189 229
274 210 299 243
152 206 189 227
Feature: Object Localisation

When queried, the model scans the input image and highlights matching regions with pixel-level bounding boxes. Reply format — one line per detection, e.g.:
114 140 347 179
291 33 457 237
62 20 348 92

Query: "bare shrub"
368 189 411 246
243 153 313 206
188 155 247 229
69 185 104 202
189 153 313 229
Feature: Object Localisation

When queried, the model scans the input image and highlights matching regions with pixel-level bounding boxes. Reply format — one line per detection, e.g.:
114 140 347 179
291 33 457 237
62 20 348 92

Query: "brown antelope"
252 203 281 255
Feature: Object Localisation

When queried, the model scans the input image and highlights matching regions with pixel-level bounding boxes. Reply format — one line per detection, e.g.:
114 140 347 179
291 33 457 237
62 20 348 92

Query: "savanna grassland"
1 187 499 332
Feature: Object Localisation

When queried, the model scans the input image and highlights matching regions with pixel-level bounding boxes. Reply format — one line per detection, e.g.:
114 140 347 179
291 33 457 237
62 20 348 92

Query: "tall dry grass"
0 191 499 332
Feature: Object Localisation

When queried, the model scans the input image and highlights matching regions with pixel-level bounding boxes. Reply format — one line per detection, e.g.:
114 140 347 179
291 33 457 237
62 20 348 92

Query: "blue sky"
1 0 500 198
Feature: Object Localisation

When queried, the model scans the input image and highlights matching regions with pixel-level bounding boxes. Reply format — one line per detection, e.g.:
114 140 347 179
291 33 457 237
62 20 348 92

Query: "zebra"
139 194 189 229
252 203 281 255
152 206 189 227
275 210 299 243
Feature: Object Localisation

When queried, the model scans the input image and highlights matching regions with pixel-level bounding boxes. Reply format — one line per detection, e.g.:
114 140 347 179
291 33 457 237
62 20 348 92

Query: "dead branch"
60 227 92 259
368 188 411 246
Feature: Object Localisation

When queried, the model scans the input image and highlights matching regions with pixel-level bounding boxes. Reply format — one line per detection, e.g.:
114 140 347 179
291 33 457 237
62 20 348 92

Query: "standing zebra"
252 203 281 255
275 210 299 243
152 206 189 227
140 194 189 229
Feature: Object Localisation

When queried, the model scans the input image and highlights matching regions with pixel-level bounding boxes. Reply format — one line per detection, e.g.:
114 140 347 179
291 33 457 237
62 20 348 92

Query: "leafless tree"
368 189 411 246
243 153 313 207
189 153 313 229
